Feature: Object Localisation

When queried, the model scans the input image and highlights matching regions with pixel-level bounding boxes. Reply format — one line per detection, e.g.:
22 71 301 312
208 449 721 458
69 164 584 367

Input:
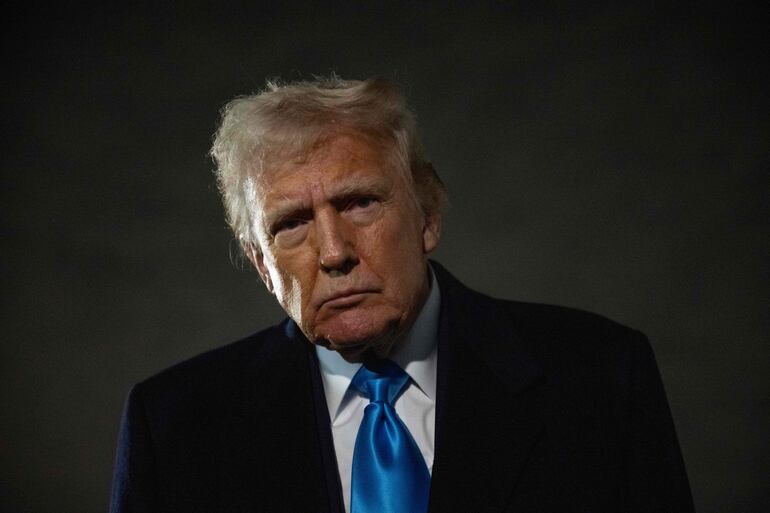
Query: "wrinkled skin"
246 133 441 362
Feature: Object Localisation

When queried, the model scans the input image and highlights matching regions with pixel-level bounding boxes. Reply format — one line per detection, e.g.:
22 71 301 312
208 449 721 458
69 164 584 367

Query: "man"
110 77 694 512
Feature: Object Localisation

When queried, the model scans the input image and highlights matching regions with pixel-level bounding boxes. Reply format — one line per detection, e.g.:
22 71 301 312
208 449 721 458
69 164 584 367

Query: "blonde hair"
210 75 447 243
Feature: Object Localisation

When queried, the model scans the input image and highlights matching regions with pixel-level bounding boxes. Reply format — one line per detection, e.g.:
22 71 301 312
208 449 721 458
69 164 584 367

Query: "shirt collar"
316 265 441 421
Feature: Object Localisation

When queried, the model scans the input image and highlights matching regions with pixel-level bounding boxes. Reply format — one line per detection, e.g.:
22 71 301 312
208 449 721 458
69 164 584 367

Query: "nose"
315 209 358 274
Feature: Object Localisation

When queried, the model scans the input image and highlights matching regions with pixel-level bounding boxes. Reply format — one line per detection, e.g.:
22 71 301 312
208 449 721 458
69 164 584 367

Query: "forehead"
279 133 386 175
255 133 400 198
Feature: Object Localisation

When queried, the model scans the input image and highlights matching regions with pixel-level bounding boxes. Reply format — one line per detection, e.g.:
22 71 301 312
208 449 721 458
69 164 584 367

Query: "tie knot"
351 360 410 405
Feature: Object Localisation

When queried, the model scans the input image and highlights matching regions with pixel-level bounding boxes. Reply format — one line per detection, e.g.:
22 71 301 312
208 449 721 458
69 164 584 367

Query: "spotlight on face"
247 133 441 361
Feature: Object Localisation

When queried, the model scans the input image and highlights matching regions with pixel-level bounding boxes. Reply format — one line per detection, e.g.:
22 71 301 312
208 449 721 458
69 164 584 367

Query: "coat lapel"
214 321 340 513
429 263 546 513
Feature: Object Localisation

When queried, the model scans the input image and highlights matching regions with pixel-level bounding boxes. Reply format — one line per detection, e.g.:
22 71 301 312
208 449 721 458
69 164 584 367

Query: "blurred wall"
2 3 768 512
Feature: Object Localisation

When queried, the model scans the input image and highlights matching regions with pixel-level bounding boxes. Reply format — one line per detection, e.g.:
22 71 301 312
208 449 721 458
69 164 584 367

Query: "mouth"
321 289 375 309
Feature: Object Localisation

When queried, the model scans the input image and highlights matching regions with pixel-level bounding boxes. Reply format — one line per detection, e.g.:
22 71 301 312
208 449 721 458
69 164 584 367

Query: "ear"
422 211 442 254
244 243 274 294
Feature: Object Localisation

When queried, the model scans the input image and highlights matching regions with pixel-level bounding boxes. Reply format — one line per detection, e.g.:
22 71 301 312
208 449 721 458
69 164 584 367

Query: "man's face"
247 133 441 361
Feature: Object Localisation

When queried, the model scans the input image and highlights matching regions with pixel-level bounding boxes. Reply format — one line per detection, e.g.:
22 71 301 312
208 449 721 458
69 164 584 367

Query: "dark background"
2 2 768 512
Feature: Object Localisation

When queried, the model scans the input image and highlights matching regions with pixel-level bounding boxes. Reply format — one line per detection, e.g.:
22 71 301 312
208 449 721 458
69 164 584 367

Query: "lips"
320 289 376 309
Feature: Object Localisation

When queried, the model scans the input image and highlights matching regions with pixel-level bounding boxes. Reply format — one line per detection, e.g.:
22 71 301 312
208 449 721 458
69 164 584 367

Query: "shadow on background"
2 2 768 512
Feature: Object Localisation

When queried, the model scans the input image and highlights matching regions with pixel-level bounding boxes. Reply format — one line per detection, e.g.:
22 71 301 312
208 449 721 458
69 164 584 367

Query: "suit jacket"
110 262 694 512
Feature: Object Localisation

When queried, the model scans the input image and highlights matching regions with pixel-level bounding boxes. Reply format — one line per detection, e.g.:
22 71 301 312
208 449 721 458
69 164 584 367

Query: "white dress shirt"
316 269 440 513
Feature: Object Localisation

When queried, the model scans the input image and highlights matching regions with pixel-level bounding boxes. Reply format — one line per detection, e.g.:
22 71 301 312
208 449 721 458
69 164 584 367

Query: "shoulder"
433 261 652 375
502 298 647 349
129 319 297 413
436 260 646 341
463 292 658 411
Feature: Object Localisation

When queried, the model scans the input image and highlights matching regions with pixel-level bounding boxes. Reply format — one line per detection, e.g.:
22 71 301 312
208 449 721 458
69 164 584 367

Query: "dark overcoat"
110 262 694 512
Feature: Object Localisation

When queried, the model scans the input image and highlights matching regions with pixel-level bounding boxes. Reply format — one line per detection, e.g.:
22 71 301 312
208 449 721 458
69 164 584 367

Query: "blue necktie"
350 360 431 513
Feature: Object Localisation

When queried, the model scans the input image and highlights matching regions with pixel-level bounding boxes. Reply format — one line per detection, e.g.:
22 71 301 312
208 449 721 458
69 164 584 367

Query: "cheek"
388 215 427 259
374 206 423 246
265 255 307 320
367 216 427 293
273 273 311 328
284 275 304 319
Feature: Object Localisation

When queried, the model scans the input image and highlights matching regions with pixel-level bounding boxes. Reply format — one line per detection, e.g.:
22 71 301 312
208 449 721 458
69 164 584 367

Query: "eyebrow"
327 176 389 200
262 200 311 233
262 175 392 230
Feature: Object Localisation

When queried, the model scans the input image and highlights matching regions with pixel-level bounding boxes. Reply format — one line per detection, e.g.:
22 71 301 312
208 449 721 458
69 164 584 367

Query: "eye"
274 218 305 234
349 196 377 210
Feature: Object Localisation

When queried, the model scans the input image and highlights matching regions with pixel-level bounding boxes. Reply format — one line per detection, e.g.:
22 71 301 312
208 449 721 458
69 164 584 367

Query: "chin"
311 311 403 362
